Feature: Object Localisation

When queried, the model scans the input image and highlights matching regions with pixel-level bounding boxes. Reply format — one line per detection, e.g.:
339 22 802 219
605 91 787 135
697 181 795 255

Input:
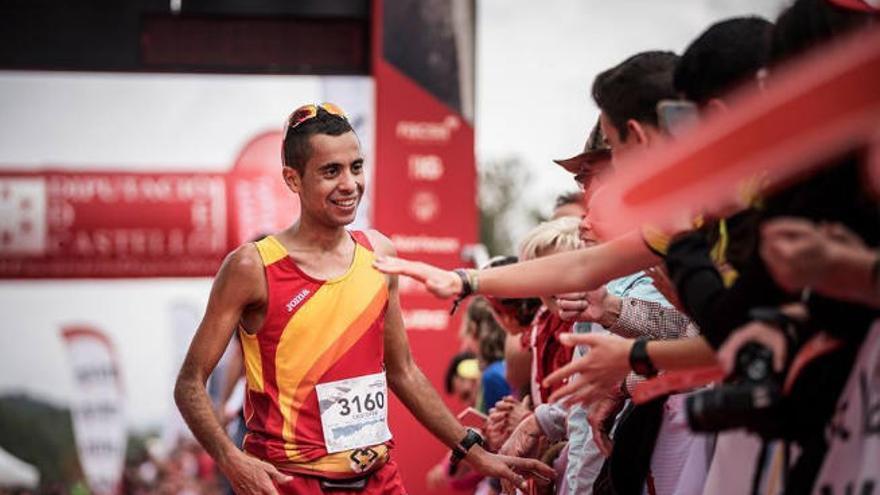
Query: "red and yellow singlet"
240 231 392 479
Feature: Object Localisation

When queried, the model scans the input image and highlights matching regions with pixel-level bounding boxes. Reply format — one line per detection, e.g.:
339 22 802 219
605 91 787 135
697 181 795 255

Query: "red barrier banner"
631 366 725 405
590 27 880 239
0 132 299 278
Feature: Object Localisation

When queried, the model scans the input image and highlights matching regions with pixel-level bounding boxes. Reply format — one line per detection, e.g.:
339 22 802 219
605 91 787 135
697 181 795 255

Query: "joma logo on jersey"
285 289 311 312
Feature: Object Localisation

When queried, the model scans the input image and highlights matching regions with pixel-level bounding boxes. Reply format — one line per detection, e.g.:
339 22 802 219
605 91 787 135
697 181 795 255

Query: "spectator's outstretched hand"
556 288 608 323
588 395 625 457
486 396 531 450
495 396 532 432
760 218 831 292
822 222 866 248
761 218 870 295
544 333 632 408
485 408 510 451
499 413 541 458
373 256 462 299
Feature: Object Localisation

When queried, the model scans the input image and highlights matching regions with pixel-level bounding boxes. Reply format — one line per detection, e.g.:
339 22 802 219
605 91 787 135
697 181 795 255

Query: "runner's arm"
366 231 555 489
174 244 290 493
365 231 475 447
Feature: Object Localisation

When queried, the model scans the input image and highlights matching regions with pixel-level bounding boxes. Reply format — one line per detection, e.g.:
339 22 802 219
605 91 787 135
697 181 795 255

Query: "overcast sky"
475 0 790 223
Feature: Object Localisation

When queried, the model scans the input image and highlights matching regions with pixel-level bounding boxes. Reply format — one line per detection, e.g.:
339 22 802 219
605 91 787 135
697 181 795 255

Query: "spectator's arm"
376 230 660 299
646 337 717 370
608 298 693 340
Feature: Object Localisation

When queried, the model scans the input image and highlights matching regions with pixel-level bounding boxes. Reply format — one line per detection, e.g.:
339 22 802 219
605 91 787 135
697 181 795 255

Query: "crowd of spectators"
121 437 220 495
375 1 880 493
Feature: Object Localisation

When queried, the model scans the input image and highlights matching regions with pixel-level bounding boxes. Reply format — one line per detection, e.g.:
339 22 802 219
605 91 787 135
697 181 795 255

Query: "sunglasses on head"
287 102 348 130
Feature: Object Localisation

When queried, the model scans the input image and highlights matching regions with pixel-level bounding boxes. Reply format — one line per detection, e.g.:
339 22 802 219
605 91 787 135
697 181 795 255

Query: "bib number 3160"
338 391 385 417
315 372 392 454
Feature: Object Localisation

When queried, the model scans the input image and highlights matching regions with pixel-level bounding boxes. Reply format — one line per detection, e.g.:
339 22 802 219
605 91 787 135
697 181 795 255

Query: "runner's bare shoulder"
363 229 397 258
212 242 266 302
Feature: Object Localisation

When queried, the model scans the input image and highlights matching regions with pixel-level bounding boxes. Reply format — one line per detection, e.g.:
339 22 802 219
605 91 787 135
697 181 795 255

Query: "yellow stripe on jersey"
255 236 288 266
239 330 265 393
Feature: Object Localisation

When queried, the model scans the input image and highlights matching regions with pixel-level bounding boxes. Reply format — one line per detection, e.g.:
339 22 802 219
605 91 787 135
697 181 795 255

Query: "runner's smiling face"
288 131 365 227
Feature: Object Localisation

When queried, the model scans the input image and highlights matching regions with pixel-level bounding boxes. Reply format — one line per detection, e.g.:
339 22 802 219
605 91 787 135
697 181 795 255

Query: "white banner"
61 326 126 495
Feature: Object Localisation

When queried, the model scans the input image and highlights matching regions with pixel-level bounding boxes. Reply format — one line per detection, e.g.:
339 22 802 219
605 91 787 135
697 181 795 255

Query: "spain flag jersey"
240 231 393 478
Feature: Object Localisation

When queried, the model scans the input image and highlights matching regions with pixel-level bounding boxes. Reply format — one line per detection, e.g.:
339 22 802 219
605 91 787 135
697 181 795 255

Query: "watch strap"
629 337 658 377
449 428 484 473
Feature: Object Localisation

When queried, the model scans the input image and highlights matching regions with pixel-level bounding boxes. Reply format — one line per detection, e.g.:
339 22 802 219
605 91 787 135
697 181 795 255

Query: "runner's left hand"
492 395 532 432
466 447 555 493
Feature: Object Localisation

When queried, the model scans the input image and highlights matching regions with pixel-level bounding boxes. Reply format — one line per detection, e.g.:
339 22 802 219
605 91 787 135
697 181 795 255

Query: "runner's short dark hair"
282 107 354 174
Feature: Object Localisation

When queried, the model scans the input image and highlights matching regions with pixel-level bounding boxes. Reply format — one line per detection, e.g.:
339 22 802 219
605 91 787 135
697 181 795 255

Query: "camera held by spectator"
687 340 783 437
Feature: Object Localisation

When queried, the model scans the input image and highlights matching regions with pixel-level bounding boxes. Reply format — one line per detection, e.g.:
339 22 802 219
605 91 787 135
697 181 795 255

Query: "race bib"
315 371 392 454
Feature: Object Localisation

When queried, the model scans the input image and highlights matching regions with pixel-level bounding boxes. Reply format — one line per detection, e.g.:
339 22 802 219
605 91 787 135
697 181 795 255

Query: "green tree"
477 156 543 257
0 394 84 488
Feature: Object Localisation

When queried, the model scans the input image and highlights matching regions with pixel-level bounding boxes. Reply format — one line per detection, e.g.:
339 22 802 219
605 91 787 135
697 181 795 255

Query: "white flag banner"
813 320 880 494
61 326 126 495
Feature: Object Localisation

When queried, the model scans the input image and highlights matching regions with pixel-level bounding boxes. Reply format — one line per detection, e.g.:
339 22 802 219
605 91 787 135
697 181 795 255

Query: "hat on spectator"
553 118 612 174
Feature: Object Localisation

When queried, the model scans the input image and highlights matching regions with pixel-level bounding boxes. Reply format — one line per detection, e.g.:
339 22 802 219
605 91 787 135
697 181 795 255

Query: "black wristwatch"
449 428 484 474
629 337 658 377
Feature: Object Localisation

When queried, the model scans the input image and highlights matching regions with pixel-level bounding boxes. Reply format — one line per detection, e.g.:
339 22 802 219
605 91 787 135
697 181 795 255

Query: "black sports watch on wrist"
449 428 484 474
629 337 658 377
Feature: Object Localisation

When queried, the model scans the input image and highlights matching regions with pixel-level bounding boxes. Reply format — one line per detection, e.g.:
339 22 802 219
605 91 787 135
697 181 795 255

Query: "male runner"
174 103 553 494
